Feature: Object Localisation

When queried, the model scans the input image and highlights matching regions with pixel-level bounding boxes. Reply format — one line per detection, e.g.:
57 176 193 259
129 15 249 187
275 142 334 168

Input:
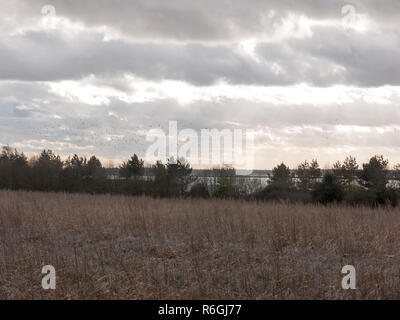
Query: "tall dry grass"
0 190 400 299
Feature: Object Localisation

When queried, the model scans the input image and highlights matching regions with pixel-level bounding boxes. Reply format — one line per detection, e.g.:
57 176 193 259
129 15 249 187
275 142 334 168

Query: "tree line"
0 146 194 197
0 146 399 207
259 155 399 207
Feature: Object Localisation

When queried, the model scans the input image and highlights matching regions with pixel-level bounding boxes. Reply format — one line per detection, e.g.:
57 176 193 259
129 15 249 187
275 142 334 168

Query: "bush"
345 184 362 193
375 187 399 207
344 186 398 207
213 185 232 199
190 183 210 198
345 187 375 206
255 182 290 201
285 191 312 203
255 182 312 203
312 173 345 204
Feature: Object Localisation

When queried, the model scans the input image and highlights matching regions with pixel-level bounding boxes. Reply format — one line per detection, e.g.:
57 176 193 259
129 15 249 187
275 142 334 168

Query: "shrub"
213 184 232 199
345 185 399 208
345 187 375 206
256 182 290 200
312 173 345 204
375 187 399 207
189 183 210 198
255 182 312 203
285 190 312 203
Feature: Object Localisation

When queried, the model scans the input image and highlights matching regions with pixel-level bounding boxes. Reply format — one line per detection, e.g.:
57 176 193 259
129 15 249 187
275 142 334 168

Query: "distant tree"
210 165 236 198
393 163 400 181
309 159 321 180
85 155 107 193
0 146 29 189
38 149 62 166
312 172 345 204
152 160 168 196
360 155 388 190
59 154 87 192
69 154 87 168
151 157 193 197
357 155 398 207
332 160 342 171
166 157 192 197
342 156 359 185
254 162 294 201
119 162 130 179
0 146 27 166
332 160 343 179
30 150 63 191
296 159 321 191
119 154 144 179
296 161 309 190
332 156 359 187
86 155 104 178
269 162 293 187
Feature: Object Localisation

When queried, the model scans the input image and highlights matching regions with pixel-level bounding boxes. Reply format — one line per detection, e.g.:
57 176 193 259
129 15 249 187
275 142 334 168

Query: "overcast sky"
1 0 399 169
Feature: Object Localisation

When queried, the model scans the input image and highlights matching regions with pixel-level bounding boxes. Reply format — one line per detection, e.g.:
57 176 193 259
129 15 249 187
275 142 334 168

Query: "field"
1 190 400 299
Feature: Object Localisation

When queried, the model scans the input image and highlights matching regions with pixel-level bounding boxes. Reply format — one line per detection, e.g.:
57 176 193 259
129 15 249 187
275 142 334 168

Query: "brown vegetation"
1 190 400 299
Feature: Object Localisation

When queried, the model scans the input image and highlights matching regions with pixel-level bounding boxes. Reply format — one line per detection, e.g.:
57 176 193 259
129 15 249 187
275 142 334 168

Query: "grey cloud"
256 25 400 87
1 0 400 87
1 26 399 86
0 31 285 85
290 26 400 87
2 80 400 161
3 0 400 41
1 1 400 165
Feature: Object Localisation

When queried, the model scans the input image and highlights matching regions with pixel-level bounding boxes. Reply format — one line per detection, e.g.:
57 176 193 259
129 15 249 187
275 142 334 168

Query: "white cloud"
46 76 400 106
1 0 400 168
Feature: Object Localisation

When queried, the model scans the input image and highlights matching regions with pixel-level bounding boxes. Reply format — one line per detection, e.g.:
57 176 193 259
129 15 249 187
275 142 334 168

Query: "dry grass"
1 190 400 299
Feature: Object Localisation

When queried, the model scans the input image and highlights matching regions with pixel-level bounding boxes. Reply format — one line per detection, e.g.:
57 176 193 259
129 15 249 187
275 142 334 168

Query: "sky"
0 0 400 169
